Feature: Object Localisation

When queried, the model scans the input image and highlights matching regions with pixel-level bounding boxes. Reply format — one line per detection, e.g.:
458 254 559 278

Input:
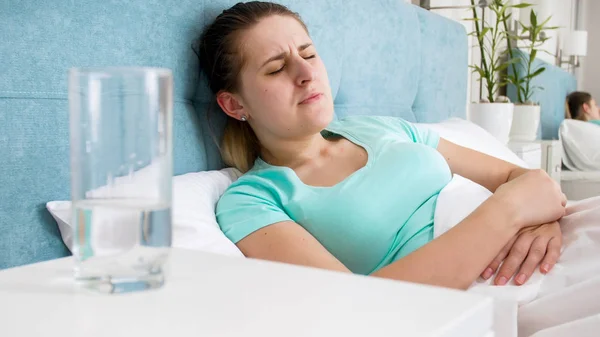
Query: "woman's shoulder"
218 164 292 204
328 115 417 139
329 115 412 130
328 115 439 148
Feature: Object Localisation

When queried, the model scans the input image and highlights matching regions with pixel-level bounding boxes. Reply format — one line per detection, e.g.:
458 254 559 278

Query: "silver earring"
240 115 247 122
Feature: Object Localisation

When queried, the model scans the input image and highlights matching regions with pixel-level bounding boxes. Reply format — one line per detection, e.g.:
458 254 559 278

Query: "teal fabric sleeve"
216 182 292 243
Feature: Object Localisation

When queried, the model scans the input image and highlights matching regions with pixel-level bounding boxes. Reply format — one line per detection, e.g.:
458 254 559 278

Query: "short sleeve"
216 181 292 243
370 116 440 148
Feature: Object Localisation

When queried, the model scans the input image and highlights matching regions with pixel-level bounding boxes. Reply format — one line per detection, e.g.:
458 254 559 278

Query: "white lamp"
558 30 588 68
419 0 491 10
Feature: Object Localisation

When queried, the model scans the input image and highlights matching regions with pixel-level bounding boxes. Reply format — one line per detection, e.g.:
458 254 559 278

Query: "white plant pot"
510 104 541 141
468 102 514 144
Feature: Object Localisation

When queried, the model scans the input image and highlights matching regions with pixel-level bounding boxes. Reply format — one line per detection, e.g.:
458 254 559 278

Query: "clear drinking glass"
69 67 173 293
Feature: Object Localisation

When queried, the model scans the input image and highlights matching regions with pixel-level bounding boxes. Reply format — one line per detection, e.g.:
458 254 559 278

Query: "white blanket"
435 175 600 337
560 119 600 171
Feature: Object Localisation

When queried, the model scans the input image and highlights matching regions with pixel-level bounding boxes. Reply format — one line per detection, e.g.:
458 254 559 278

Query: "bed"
4 1 600 337
0 0 467 267
561 169 600 200
507 49 600 200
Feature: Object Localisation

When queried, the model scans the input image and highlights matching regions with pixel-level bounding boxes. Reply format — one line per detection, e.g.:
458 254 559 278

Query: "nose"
294 58 315 86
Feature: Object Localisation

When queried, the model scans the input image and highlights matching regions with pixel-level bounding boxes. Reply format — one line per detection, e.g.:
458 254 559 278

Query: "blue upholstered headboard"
0 0 467 268
507 49 577 140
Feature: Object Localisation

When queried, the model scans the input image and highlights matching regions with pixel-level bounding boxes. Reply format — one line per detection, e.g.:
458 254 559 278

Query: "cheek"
252 81 291 116
264 78 292 98
316 59 330 86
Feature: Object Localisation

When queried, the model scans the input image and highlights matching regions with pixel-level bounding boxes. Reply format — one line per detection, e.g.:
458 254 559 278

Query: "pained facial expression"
233 15 334 140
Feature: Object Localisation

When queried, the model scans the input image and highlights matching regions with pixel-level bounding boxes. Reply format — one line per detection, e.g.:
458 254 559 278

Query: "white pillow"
417 118 528 168
46 168 244 257
560 119 600 171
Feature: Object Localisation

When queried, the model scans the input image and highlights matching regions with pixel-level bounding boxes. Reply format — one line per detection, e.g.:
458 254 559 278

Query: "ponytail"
221 117 259 173
565 101 573 119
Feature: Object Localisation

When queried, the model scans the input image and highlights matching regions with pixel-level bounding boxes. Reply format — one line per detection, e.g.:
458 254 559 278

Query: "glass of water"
69 67 173 293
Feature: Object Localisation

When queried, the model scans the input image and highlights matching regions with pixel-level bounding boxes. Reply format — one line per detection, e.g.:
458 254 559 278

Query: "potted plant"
467 0 518 144
504 8 557 141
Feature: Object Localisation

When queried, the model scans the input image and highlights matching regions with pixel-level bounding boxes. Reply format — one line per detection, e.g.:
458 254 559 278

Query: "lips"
299 92 323 105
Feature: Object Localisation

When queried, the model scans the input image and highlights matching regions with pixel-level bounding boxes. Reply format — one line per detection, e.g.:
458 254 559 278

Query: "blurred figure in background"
565 91 600 126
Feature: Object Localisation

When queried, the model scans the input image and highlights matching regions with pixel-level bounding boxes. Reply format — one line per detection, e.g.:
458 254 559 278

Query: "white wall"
580 0 600 99
516 0 577 66
423 0 578 103
426 0 477 104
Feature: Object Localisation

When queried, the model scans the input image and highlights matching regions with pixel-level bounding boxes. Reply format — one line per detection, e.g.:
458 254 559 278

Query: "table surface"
0 248 493 337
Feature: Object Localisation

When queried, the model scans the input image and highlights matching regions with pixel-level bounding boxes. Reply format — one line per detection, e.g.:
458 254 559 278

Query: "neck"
259 132 331 169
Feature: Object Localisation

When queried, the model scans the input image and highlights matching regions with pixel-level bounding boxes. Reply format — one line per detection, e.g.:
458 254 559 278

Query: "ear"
216 91 247 121
583 102 592 114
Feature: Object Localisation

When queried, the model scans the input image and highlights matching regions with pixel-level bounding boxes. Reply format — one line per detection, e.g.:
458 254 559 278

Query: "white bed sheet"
561 170 600 201
436 175 600 337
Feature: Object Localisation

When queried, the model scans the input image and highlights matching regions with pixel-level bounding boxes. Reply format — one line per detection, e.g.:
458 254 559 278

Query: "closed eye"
268 55 316 75
268 66 285 75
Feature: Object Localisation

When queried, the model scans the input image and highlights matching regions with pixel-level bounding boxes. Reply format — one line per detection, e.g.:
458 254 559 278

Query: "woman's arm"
436 137 528 192
372 196 520 289
436 137 566 285
237 169 564 289
237 195 519 289
236 221 351 273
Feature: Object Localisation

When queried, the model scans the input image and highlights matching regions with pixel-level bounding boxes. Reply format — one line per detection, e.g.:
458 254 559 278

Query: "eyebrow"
261 43 313 68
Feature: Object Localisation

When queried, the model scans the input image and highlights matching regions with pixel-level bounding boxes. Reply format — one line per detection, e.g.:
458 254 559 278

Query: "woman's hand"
480 221 562 285
492 169 567 229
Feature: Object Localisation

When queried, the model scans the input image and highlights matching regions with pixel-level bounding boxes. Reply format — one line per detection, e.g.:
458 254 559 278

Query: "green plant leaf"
479 27 492 41
530 9 537 27
510 3 533 9
469 65 486 78
519 24 531 34
494 61 511 72
525 66 546 79
539 15 552 28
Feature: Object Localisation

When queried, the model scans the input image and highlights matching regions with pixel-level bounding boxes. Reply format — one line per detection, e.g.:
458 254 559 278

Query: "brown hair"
565 91 593 121
195 1 308 172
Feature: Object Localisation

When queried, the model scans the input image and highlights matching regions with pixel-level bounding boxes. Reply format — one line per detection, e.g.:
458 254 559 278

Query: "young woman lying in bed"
196 1 566 290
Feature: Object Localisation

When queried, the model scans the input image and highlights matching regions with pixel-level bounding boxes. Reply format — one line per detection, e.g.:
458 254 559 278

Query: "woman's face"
221 15 334 141
584 99 600 120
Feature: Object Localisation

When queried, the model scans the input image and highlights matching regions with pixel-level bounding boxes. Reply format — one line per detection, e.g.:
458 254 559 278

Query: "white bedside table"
508 141 542 169
0 248 494 337
508 141 562 184
538 140 562 184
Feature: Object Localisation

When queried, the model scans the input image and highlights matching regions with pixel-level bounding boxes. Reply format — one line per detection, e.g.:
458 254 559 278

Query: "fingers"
513 236 548 285
494 233 535 286
540 236 561 274
481 236 516 280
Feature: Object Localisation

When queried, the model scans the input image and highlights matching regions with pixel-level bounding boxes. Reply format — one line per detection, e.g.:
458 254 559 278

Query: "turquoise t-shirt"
216 116 452 275
589 120 600 126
